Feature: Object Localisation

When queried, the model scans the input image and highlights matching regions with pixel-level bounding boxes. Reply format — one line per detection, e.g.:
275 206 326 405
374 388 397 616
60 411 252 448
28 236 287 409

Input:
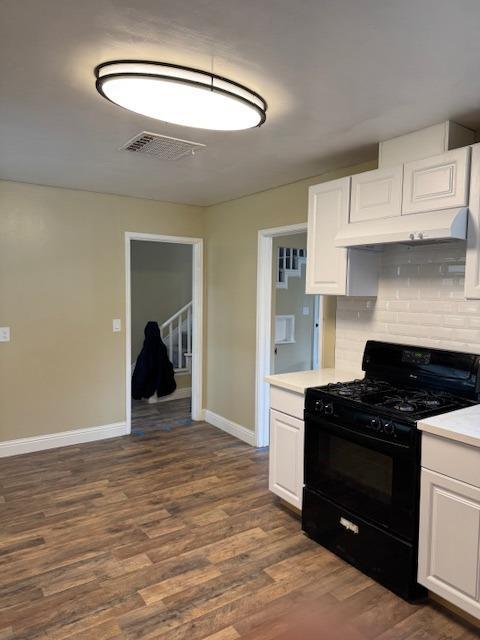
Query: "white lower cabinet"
418 435 480 620
269 408 304 509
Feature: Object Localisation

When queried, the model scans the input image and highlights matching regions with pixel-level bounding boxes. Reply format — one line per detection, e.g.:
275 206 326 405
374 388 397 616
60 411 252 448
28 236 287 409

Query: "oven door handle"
305 413 411 453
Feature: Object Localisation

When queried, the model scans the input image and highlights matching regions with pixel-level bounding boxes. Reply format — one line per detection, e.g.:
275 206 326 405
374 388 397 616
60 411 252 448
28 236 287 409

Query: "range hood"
335 207 468 248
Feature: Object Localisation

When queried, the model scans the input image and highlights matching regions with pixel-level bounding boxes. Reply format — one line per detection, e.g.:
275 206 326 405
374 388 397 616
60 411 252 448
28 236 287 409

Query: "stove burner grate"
394 402 416 413
317 378 473 419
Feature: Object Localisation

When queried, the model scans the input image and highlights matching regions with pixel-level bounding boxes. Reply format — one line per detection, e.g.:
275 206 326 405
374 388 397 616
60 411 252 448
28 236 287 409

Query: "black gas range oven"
302 340 480 601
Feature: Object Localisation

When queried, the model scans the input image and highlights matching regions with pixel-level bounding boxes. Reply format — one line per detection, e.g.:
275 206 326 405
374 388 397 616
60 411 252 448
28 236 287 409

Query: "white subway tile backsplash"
335 243 480 370
376 311 397 323
443 315 468 328
468 316 480 329
457 301 480 314
396 312 442 326
385 300 409 311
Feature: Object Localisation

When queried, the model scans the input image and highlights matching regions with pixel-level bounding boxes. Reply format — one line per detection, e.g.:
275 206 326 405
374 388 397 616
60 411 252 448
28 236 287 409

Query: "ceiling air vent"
120 132 206 160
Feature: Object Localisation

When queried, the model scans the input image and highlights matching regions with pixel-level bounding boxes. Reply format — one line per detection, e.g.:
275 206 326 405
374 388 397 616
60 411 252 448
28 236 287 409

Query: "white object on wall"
0 327 10 342
275 315 295 344
0 421 128 457
112 319 121 332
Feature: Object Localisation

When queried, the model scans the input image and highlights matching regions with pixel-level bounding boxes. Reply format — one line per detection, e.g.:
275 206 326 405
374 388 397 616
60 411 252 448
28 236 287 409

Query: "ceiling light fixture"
94 60 267 131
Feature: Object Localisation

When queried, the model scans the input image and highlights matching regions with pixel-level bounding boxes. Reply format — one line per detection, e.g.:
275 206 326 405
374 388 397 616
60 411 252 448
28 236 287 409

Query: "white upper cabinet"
306 177 350 295
306 142 476 297
465 143 480 299
306 177 379 296
402 147 471 215
350 166 403 222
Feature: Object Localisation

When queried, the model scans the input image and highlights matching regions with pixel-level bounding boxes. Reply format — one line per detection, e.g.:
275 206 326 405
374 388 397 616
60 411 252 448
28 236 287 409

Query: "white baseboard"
147 387 192 404
204 410 255 446
0 422 128 458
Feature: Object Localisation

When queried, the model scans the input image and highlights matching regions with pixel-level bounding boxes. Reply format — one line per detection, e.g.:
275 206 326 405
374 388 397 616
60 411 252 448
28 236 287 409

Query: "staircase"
160 301 192 373
276 247 306 289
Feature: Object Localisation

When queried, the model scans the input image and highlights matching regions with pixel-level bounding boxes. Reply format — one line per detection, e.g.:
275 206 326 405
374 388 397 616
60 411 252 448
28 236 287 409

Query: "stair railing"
160 301 192 372
277 247 306 288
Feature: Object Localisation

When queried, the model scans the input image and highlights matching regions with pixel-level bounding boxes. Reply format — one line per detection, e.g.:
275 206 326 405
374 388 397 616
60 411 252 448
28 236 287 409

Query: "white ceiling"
2 0 480 206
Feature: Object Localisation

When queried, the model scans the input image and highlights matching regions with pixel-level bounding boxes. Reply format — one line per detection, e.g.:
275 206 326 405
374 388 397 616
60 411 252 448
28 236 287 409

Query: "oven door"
304 414 419 541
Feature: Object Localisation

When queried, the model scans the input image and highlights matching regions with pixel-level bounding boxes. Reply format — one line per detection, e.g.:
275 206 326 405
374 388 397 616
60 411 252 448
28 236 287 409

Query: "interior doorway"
272 233 320 375
125 232 203 434
255 223 323 448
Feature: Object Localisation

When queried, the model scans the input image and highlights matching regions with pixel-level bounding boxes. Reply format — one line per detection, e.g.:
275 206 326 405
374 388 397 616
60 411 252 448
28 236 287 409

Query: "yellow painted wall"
204 161 375 431
0 158 375 444
0 181 203 441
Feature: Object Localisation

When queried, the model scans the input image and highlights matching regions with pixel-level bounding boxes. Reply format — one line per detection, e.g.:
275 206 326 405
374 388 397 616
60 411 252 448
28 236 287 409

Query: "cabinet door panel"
403 147 470 215
306 177 350 295
418 469 480 618
269 409 304 509
350 166 403 222
465 144 480 299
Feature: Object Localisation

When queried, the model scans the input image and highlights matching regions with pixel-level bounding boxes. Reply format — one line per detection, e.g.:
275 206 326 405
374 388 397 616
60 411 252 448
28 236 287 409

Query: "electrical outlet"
0 327 11 342
112 319 121 332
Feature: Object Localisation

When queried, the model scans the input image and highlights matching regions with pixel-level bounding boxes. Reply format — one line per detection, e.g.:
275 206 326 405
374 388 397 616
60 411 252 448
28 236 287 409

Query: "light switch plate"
302 306 310 316
112 319 121 332
0 327 11 342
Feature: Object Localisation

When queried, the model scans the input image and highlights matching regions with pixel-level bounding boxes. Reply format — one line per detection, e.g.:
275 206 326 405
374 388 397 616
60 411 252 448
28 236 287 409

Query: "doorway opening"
272 233 320 375
125 232 203 434
255 223 323 447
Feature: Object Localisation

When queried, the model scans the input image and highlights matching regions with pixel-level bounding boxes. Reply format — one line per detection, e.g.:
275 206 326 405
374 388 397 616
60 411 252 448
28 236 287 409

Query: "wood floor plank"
0 398 478 640
139 565 222 605
202 627 240 640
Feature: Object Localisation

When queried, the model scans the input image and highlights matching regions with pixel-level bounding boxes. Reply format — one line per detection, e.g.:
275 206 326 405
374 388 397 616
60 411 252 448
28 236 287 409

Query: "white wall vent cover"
120 132 206 160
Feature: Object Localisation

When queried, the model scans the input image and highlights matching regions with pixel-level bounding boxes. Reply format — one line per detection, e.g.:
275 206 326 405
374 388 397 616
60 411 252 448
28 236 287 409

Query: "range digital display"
401 349 431 365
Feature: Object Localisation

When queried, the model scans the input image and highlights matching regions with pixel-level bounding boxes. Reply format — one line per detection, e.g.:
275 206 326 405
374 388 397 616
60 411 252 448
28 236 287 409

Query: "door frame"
255 222 322 447
125 232 203 433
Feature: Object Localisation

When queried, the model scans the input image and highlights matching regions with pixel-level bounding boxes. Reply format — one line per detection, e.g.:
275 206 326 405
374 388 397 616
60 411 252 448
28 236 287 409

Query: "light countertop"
265 368 362 394
418 404 480 449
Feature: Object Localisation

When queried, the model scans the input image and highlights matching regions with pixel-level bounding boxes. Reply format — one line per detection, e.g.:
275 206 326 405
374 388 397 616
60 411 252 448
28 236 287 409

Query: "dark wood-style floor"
0 400 478 639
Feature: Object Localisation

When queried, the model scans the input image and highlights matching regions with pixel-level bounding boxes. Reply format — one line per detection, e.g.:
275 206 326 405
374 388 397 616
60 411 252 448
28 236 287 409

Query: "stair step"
276 247 307 289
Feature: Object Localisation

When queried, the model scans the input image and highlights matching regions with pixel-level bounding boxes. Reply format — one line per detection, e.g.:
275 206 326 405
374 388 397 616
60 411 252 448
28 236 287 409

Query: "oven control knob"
324 402 333 416
370 417 381 431
383 421 395 435
314 399 324 412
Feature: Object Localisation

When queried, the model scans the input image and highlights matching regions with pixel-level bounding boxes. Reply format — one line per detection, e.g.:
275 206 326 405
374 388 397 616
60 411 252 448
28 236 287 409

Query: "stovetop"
314 378 475 422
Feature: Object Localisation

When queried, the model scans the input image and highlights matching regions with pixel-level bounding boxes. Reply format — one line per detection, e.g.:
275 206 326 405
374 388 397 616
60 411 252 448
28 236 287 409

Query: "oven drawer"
302 487 426 601
270 386 304 420
422 432 480 488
